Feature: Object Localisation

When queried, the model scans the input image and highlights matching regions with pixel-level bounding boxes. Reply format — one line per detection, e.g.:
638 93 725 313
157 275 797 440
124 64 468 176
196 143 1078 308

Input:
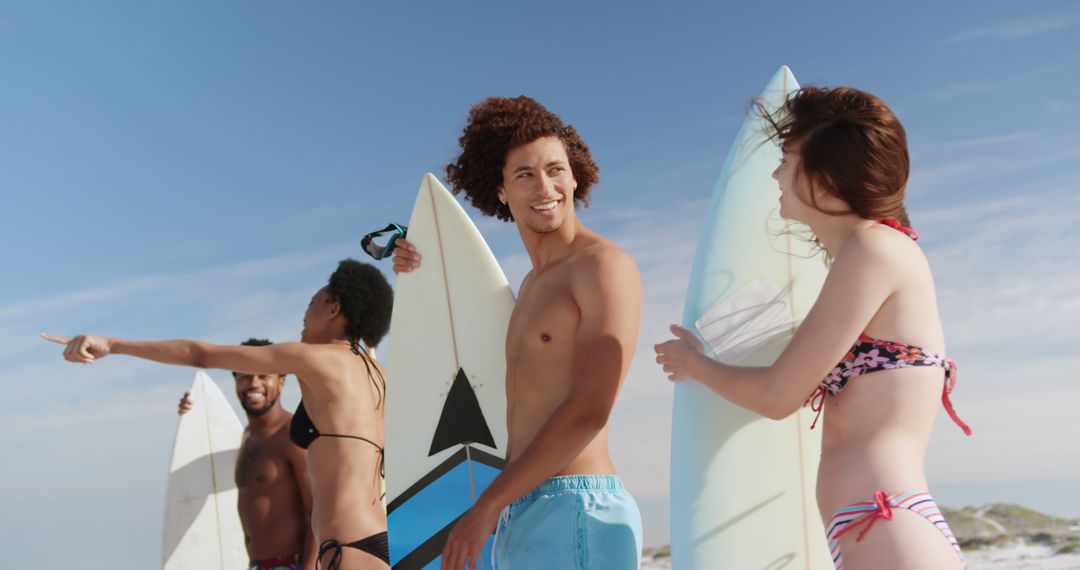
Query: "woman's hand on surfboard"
41 333 113 364
392 238 421 274
177 392 193 415
654 324 706 381
440 500 500 570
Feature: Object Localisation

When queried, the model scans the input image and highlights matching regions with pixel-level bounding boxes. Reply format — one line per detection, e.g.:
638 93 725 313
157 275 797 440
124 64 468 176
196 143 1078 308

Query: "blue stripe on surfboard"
388 460 501 566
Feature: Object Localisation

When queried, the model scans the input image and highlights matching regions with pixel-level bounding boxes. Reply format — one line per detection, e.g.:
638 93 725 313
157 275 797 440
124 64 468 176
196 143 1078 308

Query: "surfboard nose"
763 65 800 106
422 172 440 194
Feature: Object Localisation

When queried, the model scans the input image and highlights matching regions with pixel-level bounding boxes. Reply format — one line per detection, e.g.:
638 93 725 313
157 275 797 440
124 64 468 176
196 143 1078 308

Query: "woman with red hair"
655 87 971 570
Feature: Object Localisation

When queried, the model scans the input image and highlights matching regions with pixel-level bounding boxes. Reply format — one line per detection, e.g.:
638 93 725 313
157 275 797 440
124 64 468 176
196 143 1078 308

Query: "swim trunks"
493 475 642 569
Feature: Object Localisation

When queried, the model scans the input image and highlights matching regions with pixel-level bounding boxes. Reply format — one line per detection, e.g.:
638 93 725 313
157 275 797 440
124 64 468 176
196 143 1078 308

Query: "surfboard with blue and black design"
384 174 512 569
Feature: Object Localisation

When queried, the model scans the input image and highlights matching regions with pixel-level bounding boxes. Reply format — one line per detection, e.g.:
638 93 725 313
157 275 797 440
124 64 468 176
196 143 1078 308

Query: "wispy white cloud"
594 113 741 163
927 357 1080 484
0 242 365 418
912 131 1038 152
0 380 232 567
908 182 1080 491
0 243 353 321
0 383 185 437
921 190 1080 357
908 137 1080 198
923 80 1005 100
1046 100 1070 113
946 13 1080 44
914 58 1080 101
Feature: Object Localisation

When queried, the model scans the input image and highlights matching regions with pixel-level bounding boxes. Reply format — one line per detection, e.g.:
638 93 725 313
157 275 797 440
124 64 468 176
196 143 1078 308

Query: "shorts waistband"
512 475 625 506
249 553 300 570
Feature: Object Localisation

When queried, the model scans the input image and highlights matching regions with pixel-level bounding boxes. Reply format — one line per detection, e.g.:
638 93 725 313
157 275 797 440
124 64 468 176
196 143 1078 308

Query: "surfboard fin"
429 368 497 456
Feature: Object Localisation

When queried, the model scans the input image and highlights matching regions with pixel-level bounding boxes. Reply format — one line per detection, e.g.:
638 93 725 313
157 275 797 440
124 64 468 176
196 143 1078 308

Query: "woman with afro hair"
46 259 395 570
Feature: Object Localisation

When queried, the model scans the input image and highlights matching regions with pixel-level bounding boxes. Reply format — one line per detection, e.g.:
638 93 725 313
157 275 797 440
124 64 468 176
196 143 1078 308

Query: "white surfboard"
385 174 513 569
670 66 833 569
162 371 246 570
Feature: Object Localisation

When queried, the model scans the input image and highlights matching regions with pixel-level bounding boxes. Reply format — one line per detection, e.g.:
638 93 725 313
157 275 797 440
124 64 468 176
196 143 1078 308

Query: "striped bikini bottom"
826 490 965 569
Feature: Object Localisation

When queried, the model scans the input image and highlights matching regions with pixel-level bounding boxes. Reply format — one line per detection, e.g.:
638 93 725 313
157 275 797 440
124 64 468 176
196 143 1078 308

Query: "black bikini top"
289 346 385 451
288 346 387 501
290 400 386 500
289 400 383 453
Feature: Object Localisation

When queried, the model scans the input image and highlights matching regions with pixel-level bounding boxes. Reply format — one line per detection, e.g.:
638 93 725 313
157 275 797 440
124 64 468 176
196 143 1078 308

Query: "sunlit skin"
653 145 964 569
176 369 315 567
44 284 390 570
393 136 643 570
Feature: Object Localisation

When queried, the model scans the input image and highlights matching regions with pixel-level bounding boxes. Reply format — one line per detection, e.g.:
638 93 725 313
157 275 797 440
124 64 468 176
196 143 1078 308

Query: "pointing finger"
41 333 71 345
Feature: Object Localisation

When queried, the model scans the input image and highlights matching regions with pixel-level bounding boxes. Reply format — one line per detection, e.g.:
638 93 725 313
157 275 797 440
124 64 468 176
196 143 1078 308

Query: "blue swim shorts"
493 475 642 569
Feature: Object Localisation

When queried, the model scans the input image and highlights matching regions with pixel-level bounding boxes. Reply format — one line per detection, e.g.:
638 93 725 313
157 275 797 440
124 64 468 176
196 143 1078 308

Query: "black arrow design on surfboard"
429 368 497 456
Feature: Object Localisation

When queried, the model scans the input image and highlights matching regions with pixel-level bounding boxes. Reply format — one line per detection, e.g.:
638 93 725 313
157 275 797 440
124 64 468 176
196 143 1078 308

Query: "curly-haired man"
394 96 643 570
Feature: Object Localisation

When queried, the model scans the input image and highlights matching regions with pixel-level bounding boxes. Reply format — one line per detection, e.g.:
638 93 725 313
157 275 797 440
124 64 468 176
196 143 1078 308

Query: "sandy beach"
640 544 1080 569
964 544 1080 569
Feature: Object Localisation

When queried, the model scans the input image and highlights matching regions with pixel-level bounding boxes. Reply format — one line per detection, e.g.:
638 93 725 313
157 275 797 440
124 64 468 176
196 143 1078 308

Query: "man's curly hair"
445 96 600 222
327 259 393 352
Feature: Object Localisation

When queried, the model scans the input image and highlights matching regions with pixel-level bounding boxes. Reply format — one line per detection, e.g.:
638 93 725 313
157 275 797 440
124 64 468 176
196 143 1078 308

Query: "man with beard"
178 338 316 570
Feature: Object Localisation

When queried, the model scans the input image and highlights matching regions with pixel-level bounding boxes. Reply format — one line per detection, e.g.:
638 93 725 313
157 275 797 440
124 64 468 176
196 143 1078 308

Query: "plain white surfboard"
385 174 513 569
670 66 833 569
162 371 246 569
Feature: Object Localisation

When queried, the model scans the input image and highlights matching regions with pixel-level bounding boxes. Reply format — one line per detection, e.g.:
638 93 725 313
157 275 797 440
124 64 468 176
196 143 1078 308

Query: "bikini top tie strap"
804 385 827 430
941 361 973 436
879 219 920 241
317 433 386 501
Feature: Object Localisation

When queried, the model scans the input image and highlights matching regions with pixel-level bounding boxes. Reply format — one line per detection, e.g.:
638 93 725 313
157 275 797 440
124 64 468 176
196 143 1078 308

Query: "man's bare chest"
507 277 579 356
235 432 292 490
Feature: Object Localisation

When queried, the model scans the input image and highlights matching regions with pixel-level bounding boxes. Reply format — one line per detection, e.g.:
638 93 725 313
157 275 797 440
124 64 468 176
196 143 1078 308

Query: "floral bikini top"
804 220 972 436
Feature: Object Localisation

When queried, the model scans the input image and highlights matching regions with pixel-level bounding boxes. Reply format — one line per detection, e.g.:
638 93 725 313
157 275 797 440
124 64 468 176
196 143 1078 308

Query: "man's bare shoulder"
566 234 641 303
569 233 639 277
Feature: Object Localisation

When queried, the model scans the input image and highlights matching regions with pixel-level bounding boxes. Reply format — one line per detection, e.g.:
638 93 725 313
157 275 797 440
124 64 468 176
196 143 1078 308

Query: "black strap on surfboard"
361 223 407 260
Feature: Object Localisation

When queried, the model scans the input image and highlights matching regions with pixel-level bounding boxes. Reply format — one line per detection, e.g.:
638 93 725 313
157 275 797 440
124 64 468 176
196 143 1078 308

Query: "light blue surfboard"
670 66 833 569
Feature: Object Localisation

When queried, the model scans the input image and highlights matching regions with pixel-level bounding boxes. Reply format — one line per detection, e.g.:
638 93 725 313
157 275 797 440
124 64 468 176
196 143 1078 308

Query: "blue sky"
2 1 1078 568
